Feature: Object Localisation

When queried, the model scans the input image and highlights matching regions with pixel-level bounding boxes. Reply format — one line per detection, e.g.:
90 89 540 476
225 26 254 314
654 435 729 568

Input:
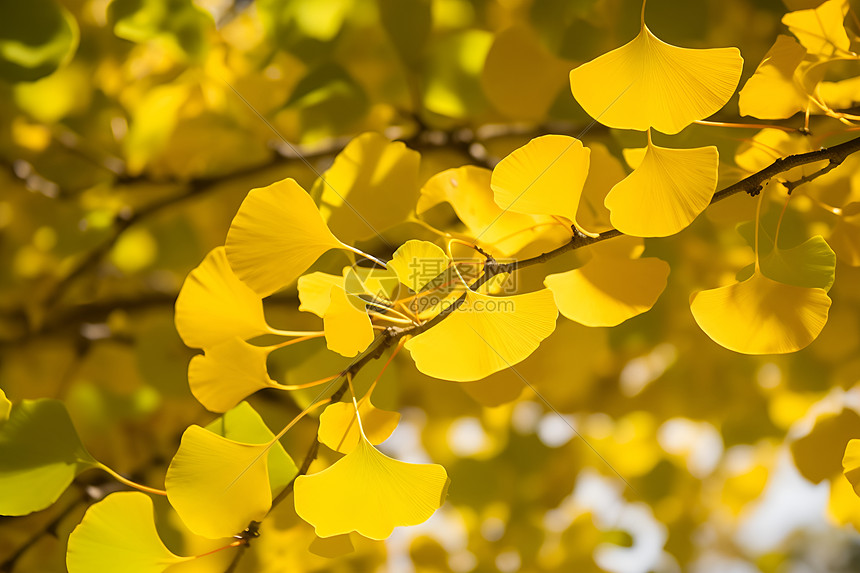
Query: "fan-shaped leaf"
318 400 400 454
782 0 851 58
738 35 809 119
188 339 280 413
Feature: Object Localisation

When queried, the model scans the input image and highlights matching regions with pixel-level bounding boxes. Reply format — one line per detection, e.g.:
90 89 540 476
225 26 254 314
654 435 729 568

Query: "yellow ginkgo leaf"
405 289 558 381
491 135 591 226
297 272 343 317
324 285 374 358
606 141 718 237
166 426 272 539
569 24 743 134
843 439 860 496
545 256 669 327
738 35 810 120
782 0 851 58
577 143 627 235
480 24 571 121
188 338 279 413
225 178 347 297
294 436 448 540
690 271 832 355
314 132 421 243
418 166 567 257
174 247 272 349
388 240 450 293
66 492 191 573
318 400 401 454
829 203 860 266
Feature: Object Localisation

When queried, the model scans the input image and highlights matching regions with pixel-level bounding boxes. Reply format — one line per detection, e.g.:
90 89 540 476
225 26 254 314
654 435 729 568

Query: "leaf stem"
98 464 167 496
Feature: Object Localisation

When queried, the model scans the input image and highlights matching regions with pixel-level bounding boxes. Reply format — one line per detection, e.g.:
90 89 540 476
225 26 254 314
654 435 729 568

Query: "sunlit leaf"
843 438 860 496
405 289 558 381
577 143 627 235
388 240 450 293
66 492 190 573
188 338 279 413
569 23 743 134
491 135 591 226
690 271 831 354
324 284 374 358
166 426 272 539
174 247 272 349
606 142 718 237
829 202 860 266
782 0 851 58
545 256 670 327
109 0 213 60
225 178 348 297
298 272 343 317
318 400 400 453
418 166 566 257
313 132 421 243
738 35 809 119
0 399 97 516
204 402 298 497
0 0 79 82
294 436 448 539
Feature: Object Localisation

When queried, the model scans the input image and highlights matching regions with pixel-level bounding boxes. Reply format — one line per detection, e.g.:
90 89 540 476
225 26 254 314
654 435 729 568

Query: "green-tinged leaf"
166 426 272 539
108 0 213 59
66 492 190 573
205 402 298 497
423 30 493 118
737 222 836 291
0 0 79 82
285 63 368 141
0 399 97 516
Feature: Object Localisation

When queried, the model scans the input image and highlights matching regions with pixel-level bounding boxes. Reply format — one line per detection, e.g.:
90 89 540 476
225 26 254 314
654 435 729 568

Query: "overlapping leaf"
225 178 349 297
174 247 272 349
738 35 810 119
294 435 448 539
67 492 190 573
166 425 274 538
606 142 718 237
405 289 558 381
0 399 98 516
690 271 831 354
782 0 851 58
318 399 400 453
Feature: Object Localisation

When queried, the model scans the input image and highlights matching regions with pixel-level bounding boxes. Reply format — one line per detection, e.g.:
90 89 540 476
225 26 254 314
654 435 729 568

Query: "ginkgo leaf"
298 272 343 317
188 338 279 413
690 271 831 355
843 439 860 496
294 435 448 539
545 257 670 327
225 178 348 297
569 23 743 134
313 132 421 243
606 142 718 237
791 408 860 483
0 388 9 422
736 222 836 291
388 240 450 293
405 289 558 381
418 166 566 257
324 285 374 358
480 24 571 121
782 0 851 58
0 398 98 516
577 143 627 235
204 402 298 497
66 492 190 573
738 35 810 119
174 247 272 349
309 534 355 558
166 426 272 539
318 400 401 454
829 202 860 266
490 135 591 226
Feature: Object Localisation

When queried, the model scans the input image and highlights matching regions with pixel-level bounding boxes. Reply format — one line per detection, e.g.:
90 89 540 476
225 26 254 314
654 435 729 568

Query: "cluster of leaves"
3 0 860 572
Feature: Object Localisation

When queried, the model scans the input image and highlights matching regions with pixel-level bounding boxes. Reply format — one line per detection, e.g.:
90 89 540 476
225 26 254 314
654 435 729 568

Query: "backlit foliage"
3 0 860 572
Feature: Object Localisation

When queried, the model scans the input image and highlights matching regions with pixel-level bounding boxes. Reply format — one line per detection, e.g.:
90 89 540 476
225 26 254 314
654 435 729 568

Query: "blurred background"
2 0 860 571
